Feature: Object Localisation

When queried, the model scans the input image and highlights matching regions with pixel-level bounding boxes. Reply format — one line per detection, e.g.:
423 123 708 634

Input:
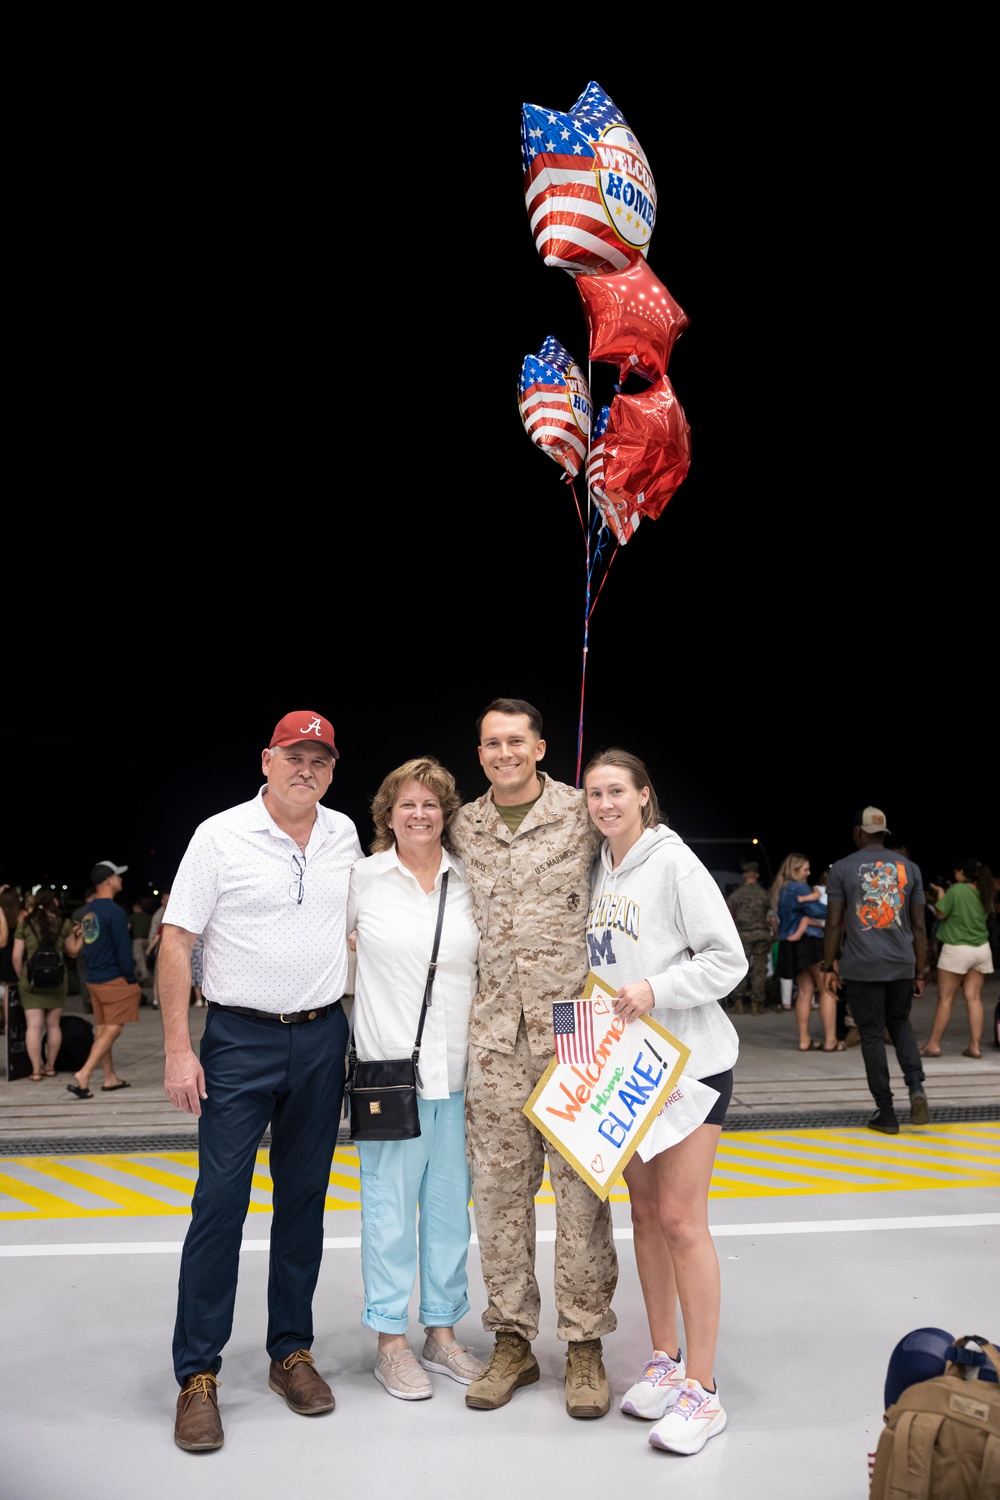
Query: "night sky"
5 59 993 901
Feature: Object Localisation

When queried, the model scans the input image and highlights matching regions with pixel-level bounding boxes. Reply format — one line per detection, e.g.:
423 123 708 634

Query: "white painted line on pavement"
3 1213 998 1256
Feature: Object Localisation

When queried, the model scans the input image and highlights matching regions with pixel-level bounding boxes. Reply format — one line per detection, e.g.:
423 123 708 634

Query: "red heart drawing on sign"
592 996 611 1016
590 1154 604 1173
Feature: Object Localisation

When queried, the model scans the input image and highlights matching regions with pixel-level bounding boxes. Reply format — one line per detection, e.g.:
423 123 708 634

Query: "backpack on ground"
869 1335 1000 1498
47 1014 94 1072
25 919 66 989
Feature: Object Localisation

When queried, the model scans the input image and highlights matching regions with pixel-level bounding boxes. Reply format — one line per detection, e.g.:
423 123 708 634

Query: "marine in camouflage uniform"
450 701 618 1417
727 865 773 1014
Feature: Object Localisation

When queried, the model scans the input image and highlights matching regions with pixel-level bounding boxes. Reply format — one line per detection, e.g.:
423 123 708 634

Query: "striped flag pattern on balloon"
518 336 593 478
521 81 657 277
587 405 641 545
552 1001 597 1065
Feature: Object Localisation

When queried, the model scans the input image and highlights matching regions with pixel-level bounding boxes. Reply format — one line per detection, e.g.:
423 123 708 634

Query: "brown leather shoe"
174 1372 223 1451
268 1349 335 1414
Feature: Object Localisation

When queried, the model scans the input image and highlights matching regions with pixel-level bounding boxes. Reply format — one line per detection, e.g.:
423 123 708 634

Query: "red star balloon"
601 376 692 522
577 261 689 386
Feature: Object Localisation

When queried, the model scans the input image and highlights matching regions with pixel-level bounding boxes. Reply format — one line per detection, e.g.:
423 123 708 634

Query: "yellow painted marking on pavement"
1 1126 997 1220
533 1123 1000 1203
709 1123 1000 1199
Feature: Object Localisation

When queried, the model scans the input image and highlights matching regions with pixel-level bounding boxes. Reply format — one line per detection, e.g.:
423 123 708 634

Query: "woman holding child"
582 748 747 1456
770 853 840 1051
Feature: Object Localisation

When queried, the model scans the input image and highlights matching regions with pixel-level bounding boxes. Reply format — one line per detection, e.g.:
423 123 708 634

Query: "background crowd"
3 847 999 1076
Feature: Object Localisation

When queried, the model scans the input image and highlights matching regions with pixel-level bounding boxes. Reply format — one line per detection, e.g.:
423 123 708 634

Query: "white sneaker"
374 1348 433 1401
620 1350 686 1418
648 1378 726 1454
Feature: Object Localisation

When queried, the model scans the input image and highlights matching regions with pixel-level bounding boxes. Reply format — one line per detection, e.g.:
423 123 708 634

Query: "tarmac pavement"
3 976 998 1150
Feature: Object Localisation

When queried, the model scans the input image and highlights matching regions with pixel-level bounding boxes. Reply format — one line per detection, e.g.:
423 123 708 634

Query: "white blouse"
347 846 479 1098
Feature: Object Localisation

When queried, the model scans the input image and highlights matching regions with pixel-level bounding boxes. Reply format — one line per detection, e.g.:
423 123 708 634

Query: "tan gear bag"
869 1335 1000 1499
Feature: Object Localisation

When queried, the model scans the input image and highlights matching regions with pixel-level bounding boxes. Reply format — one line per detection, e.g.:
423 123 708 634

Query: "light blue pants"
357 1090 472 1334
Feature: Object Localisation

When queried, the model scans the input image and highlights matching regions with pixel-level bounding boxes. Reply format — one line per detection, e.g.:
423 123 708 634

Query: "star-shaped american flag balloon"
518 336 593 479
521 81 656 276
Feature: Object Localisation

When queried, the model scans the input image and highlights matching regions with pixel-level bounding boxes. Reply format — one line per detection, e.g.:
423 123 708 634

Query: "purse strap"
413 869 449 1043
347 868 450 1076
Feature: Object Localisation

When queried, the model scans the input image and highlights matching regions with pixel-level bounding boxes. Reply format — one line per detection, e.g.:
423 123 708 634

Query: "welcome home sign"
523 972 690 1200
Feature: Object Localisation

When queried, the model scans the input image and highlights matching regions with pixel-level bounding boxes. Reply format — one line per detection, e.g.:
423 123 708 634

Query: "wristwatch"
820 962 838 973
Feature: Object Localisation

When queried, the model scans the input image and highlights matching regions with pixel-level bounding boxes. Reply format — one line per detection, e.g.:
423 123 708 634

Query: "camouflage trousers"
735 936 772 1010
465 1017 618 1344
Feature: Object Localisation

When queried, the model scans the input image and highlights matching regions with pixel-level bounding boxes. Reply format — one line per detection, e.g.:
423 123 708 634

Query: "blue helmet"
885 1329 999 1409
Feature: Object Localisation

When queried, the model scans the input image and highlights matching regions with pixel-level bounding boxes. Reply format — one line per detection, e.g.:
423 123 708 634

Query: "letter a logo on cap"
270 711 339 759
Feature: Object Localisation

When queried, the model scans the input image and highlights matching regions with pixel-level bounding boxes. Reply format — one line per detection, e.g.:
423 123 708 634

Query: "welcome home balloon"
518 335 593 479
521 81 656 276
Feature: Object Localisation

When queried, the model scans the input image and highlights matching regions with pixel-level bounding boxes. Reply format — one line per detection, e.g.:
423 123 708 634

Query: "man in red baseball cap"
269 711 339 759
160 709 361 1451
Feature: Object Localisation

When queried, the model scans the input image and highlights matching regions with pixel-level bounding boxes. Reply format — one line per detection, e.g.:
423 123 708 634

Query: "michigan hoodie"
586 825 746 1079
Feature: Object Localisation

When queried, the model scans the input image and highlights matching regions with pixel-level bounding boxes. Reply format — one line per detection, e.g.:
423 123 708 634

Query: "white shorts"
938 941 994 976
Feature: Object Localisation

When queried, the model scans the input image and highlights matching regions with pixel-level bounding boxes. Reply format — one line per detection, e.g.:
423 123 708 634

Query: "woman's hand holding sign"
612 979 655 1023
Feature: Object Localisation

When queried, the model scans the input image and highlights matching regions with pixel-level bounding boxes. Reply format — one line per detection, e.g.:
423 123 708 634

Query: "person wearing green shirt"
920 857 995 1059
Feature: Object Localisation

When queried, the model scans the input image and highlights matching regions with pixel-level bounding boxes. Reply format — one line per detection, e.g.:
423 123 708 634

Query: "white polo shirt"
166 787 361 1013
347 847 479 1098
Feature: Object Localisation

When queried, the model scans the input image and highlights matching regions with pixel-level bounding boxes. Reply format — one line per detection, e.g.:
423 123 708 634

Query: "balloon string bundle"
568 476 621 786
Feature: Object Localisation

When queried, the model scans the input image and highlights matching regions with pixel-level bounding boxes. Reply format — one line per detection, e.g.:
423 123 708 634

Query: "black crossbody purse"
345 871 449 1142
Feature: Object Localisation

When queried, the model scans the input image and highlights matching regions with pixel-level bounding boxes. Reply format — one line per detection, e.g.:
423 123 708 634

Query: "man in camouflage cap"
451 699 618 1419
727 861 776 1015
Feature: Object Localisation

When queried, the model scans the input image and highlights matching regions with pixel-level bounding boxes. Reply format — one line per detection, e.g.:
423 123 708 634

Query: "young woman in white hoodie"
583 748 747 1456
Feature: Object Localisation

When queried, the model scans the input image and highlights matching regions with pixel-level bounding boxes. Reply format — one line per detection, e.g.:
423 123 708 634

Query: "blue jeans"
357 1091 472 1333
173 1002 348 1383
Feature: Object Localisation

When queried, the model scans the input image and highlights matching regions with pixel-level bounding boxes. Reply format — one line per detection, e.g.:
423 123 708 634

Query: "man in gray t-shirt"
822 807 929 1134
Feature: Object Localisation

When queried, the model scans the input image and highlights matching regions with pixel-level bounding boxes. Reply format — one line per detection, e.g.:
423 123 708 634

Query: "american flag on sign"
553 1001 596 1065
519 336 592 478
521 81 657 276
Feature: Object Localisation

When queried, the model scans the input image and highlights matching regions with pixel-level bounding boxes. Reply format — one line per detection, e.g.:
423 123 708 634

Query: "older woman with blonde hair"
347 756 484 1402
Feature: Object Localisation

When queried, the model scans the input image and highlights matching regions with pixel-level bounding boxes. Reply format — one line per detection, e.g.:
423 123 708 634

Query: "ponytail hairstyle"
958 856 994 915
29 888 63 945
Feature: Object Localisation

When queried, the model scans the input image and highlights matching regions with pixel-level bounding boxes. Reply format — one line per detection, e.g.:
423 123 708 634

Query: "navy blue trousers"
173 1002 348 1384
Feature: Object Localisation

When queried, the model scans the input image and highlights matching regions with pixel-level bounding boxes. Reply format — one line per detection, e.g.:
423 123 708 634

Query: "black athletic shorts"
699 1068 734 1127
778 934 824 979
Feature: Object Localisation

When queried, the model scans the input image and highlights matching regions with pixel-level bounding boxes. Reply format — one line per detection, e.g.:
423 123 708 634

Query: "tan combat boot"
566 1338 611 1419
465 1332 539 1410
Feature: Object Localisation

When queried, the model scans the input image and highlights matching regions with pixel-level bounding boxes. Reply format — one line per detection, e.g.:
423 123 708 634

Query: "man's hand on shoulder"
164 1050 208 1117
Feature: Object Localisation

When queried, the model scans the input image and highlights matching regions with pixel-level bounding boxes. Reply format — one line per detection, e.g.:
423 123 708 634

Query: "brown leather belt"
208 1001 340 1025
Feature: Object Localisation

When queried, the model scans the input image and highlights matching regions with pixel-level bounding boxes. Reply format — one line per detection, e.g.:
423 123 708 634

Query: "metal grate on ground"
2 1103 999 1158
